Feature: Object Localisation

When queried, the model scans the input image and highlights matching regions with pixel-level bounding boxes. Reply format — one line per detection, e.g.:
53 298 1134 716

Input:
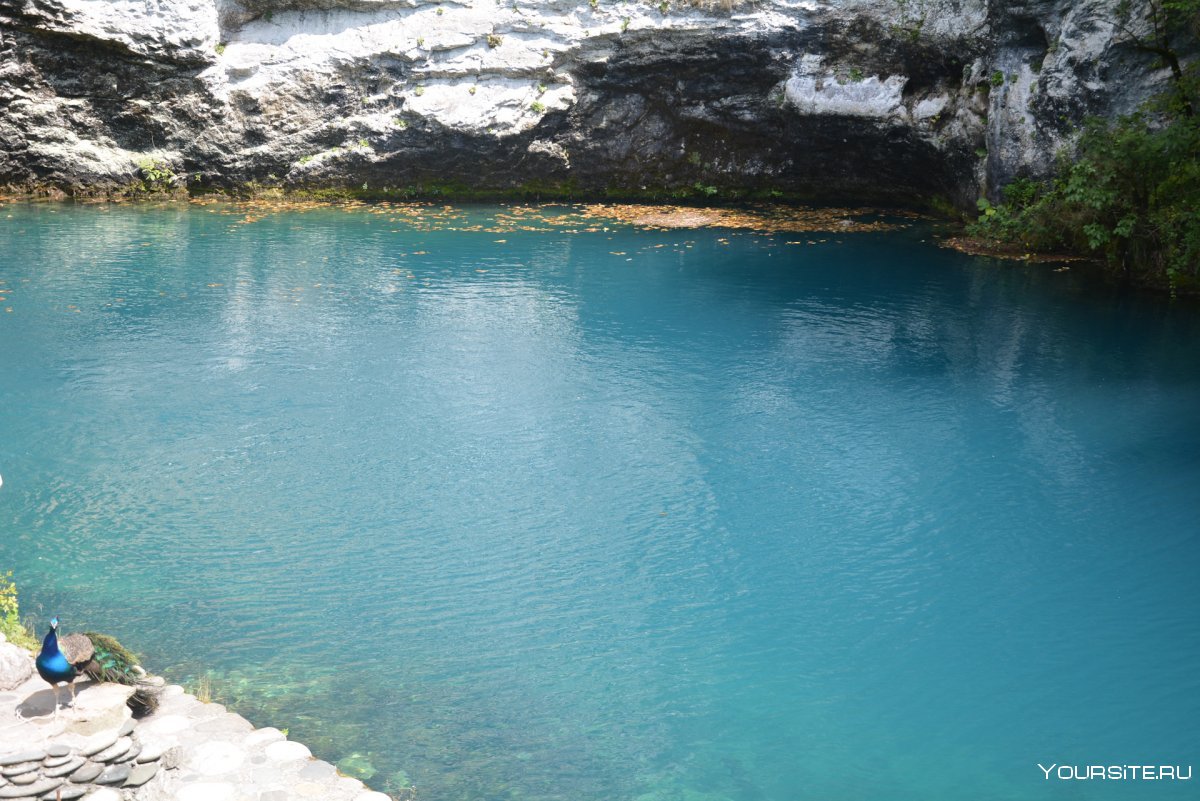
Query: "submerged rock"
337 752 378 780
0 0 1184 205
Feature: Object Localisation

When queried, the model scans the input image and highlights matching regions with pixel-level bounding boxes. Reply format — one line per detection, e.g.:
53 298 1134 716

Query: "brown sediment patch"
579 204 910 233
4 196 914 237
940 236 1087 264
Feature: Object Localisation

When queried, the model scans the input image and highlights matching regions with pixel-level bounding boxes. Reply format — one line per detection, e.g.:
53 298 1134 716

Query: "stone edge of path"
0 637 394 801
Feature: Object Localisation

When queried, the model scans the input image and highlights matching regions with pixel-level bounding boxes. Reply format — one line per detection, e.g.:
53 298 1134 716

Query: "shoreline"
0 634 394 801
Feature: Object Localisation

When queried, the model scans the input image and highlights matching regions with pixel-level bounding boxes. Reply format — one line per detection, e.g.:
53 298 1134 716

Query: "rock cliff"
0 0 1177 205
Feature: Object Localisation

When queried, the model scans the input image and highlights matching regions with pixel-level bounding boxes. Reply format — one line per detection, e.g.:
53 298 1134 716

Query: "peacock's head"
49 616 59 631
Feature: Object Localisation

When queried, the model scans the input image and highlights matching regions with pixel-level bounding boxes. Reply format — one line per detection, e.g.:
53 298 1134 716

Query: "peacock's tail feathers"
80 631 162 716
81 632 141 683
127 685 162 716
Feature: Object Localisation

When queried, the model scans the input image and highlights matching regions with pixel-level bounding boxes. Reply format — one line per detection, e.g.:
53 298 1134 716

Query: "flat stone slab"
185 741 245 776
91 737 132 764
67 762 103 783
136 714 191 736
44 756 86 778
134 739 169 764
123 762 158 788
82 789 121 801
176 781 236 801
299 760 337 781
0 778 62 798
1 763 38 779
264 741 311 762
94 763 130 786
243 727 286 748
0 753 44 768
77 731 119 758
195 713 254 736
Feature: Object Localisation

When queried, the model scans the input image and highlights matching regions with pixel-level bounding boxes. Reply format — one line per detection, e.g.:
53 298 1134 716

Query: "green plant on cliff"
137 158 177 192
969 2 1200 293
0 572 38 651
973 111 1200 290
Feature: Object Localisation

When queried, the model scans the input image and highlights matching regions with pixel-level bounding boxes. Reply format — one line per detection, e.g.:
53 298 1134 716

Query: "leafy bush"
970 111 1200 290
136 158 177 192
0 572 38 651
970 0 1200 291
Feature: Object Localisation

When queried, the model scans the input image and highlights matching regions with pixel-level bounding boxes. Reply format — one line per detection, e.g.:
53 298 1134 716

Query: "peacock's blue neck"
36 625 74 684
41 627 60 657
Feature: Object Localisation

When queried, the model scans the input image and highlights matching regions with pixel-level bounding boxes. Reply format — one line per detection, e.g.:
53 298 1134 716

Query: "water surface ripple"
1 204 1197 801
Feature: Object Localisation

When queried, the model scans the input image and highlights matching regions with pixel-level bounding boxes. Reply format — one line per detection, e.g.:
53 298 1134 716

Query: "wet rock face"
0 0 1181 204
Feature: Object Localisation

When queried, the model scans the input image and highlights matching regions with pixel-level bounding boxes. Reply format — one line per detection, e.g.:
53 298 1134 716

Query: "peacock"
36 617 161 716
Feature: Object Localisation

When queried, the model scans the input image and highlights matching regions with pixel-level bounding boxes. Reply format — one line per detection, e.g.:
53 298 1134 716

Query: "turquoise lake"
1 202 1198 801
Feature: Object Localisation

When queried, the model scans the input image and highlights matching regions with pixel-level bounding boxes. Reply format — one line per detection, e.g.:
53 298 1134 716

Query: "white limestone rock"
0 643 32 692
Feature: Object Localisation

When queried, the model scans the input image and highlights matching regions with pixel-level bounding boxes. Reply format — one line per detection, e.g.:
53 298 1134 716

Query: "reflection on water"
2 203 1198 801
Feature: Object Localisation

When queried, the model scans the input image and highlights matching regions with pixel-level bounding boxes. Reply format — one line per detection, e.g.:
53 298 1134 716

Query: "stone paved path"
0 637 393 801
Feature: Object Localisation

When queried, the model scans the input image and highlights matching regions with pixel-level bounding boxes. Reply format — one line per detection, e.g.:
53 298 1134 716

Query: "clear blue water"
1 202 1198 801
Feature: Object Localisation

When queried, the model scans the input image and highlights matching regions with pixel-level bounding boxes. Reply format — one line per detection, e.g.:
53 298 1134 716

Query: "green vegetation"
0 572 38 651
137 158 177 192
969 0 1200 292
848 67 864 82
486 33 503 48
530 100 546 113
215 42 226 56
192 673 213 703
989 70 1004 87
